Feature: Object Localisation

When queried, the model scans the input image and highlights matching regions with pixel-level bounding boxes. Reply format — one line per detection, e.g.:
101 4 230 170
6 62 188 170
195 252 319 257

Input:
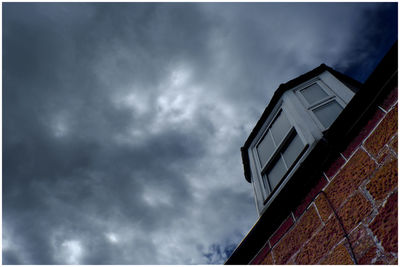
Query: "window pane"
256 131 275 167
300 83 328 105
266 156 287 190
270 111 291 145
313 100 343 128
282 133 304 168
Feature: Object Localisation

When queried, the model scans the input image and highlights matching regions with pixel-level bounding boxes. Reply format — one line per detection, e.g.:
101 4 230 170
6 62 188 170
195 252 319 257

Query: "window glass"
266 157 286 190
300 83 328 105
255 110 306 199
282 133 304 167
313 100 343 128
270 111 291 145
256 131 274 167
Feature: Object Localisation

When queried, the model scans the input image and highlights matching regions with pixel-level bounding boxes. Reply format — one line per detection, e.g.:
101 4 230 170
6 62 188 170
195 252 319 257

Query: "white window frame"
295 79 346 131
251 106 308 202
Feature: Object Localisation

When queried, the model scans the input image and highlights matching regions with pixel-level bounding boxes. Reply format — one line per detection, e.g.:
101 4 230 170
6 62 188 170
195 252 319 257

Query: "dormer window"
242 66 360 216
296 80 345 130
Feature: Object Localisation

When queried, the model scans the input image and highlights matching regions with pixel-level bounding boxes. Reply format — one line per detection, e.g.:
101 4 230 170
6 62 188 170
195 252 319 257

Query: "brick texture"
376 145 392 163
285 257 296 265
358 247 379 265
369 192 398 253
380 87 398 112
295 217 343 264
337 191 373 232
342 109 385 159
348 224 377 262
321 149 376 210
364 105 398 158
272 206 321 264
315 193 332 222
389 134 397 153
366 156 397 202
269 215 294 247
259 251 274 265
320 244 354 265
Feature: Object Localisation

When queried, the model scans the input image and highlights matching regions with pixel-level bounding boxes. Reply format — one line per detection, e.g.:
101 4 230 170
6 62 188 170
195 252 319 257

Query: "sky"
2 2 397 265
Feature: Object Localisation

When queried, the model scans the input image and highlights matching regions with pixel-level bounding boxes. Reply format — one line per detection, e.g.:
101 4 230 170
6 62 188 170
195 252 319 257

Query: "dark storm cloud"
338 3 398 81
3 2 397 264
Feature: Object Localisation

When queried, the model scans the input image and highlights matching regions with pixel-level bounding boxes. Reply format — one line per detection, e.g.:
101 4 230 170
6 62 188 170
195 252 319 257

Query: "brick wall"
250 86 398 265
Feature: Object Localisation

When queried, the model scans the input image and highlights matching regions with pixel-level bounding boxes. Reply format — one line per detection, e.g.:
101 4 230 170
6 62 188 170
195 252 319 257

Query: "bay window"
247 69 357 215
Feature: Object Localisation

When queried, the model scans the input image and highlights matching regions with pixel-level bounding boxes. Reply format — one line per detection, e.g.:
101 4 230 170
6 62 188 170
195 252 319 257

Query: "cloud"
3 2 397 264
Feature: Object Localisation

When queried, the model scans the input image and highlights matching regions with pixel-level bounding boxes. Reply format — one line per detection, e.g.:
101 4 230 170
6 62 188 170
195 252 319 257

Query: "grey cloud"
3 2 397 264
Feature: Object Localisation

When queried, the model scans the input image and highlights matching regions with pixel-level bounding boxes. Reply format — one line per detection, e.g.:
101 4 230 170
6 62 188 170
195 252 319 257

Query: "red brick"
364 105 398 158
315 193 332 222
320 149 376 210
272 206 321 264
380 86 398 112
376 145 392 163
369 192 398 253
250 242 271 264
389 134 397 154
325 155 346 179
358 247 378 264
348 224 376 262
375 256 389 265
320 244 354 265
294 176 327 219
259 250 274 265
342 108 385 159
269 215 294 247
295 217 343 264
337 191 373 232
366 156 397 202
356 246 392 265
286 257 296 265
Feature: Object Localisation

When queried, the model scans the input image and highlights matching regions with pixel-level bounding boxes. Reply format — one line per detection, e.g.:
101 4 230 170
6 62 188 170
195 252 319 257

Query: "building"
226 42 397 265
